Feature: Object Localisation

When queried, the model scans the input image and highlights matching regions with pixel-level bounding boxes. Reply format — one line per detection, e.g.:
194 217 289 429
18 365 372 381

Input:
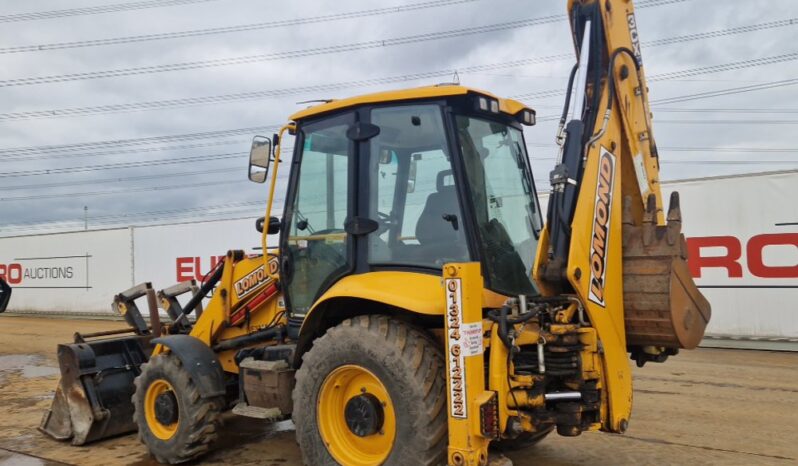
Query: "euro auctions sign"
687 234 798 282
0 255 88 288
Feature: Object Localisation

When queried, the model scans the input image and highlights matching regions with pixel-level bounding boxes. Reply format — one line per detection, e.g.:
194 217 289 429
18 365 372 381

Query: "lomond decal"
234 266 271 299
627 12 642 65
445 278 467 419
588 147 616 307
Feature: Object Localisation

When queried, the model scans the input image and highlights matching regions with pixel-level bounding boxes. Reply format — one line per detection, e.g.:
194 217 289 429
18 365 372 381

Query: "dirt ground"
0 315 795 466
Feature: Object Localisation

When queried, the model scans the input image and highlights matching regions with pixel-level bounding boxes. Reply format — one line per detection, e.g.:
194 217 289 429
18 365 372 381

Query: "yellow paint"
144 379 179 440
307 271 446 319
289 85 533 122
443 263 491 466
153 253 286 374
530 0 669 432
317 365 396 466
262 124 296 265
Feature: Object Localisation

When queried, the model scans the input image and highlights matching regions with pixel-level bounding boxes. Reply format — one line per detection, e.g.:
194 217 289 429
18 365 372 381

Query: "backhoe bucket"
39 335 153 444
622 192 711 349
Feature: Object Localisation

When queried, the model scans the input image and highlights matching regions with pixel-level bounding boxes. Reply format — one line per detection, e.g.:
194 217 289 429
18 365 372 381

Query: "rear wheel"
132 353 224 464
293 315 447 466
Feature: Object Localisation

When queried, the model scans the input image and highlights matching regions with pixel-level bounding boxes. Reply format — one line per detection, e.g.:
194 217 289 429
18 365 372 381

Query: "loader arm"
534 0 711 431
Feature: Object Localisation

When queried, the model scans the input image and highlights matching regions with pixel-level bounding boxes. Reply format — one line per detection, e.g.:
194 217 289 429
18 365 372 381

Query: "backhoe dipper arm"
535 0 711 432
543 0 662 283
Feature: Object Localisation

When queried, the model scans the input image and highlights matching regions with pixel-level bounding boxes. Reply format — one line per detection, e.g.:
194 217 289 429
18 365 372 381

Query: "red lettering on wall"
176 257 194 282
0 263 23 285
686 236 743 278
746 233 798 278
175 256 226 282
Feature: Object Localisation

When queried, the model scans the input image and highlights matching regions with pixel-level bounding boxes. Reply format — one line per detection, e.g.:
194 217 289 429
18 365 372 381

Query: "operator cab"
250 86 543 314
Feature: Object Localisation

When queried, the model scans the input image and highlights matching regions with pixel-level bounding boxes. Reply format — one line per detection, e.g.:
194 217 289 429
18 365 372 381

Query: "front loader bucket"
39 334 153 445
622 192 711 349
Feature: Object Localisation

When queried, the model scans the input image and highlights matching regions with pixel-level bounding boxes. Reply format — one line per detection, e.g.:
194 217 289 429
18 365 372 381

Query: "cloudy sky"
0 0 795 235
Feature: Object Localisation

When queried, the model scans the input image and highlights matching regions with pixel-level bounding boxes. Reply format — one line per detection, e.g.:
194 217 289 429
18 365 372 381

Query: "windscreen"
456 115 542 296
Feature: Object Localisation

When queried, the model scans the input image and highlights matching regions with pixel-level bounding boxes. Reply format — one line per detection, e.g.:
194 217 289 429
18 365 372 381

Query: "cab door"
281 113 354 315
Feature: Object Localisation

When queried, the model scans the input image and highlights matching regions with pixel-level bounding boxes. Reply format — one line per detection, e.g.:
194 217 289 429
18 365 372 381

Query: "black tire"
492 427 553 452
293 315 447 466
132 353 224 464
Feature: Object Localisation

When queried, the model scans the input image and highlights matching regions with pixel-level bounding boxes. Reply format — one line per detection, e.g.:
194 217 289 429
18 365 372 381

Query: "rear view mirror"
249 136 272 183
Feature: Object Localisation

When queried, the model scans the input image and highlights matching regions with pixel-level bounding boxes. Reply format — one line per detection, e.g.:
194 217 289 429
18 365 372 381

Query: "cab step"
232 403 282 420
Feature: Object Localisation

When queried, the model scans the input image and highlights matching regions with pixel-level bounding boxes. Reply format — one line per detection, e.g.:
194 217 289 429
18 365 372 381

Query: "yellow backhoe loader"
40 0 710 464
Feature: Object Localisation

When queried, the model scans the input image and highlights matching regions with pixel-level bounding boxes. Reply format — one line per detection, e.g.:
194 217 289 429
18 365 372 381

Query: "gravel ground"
0 315 795 466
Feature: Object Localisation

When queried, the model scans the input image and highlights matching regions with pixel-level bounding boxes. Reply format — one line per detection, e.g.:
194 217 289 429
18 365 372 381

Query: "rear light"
479 392 500 439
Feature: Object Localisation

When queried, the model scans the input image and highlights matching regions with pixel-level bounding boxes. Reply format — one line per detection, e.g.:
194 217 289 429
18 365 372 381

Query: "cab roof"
288 84 532 121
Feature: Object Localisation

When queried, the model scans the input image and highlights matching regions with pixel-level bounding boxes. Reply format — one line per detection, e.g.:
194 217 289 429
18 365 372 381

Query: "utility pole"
84 206 88 231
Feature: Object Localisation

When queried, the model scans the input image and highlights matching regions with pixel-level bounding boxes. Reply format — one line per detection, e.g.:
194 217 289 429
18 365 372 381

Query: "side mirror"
256 216 281 235
248 135 272 183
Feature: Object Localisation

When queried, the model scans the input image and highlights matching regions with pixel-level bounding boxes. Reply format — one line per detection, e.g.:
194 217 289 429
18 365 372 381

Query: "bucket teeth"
642 194 658 247
666 191 682 248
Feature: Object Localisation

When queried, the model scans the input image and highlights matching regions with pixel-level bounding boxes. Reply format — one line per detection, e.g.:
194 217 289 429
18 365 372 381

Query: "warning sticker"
633 152 650 198
461 322 483 357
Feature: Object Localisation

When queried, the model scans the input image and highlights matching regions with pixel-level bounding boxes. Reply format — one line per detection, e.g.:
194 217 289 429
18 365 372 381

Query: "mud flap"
39 335 152 445
622 192 711 349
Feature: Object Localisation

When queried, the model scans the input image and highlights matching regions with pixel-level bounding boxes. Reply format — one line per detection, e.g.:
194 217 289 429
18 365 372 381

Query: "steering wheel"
305 228 347 267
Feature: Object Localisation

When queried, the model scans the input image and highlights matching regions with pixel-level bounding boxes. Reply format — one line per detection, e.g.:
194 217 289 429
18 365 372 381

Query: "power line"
0 141 245 163
3 200 266 227
0 2 758 89
515 53 798 104
654 119 798 124
2 69 794 165
526 142 798 153
0 178 242 202
652 78 798 105
0 0 220 23
0 152 245 178
0 0 684 54
0 0 480 54
653 107 798 114
532 75 798 123
4 44 791 124
0 166 243 191
0 18 567 88
0 57 571 121
648 52 798 81
644 18 796 47
2 73 794 166
0 126 277 158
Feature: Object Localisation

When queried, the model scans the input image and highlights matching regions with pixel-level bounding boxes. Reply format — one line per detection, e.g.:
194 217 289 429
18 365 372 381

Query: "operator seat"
415 170 468 262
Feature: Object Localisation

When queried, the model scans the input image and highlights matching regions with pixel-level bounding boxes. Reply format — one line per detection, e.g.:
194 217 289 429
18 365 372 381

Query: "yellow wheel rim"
144 379 179 440
318 365 396 466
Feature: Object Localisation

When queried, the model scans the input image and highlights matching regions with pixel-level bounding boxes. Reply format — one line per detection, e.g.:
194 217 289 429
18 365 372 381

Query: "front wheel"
132 353 224 464
293 315 447 466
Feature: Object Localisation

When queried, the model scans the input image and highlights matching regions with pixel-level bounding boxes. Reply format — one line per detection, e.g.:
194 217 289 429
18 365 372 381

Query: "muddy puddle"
0 355 59 384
